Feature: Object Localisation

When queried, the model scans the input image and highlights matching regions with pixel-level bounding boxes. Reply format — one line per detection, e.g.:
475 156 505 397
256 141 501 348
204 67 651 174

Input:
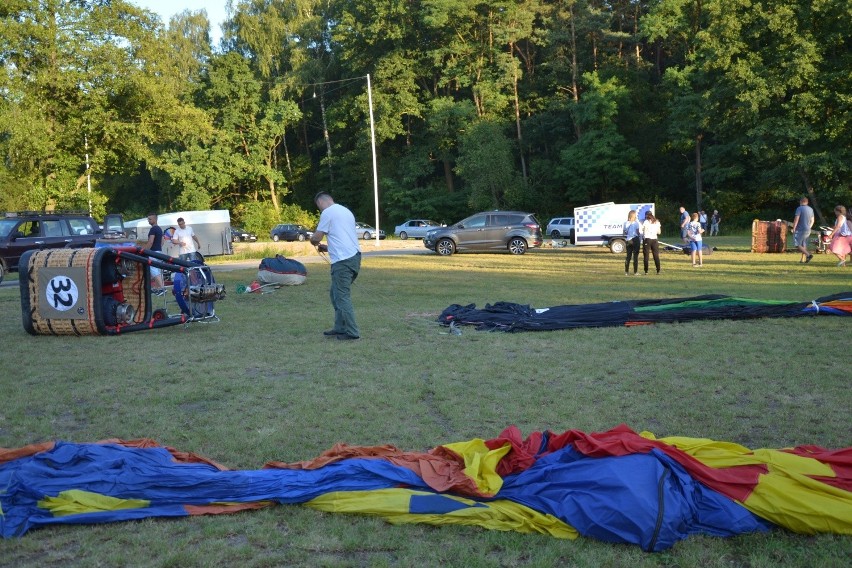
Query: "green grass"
1 236 850 567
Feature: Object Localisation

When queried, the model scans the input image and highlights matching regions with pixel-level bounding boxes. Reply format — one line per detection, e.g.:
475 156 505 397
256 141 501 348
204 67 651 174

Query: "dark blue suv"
270 224 313 242
0 211 101 283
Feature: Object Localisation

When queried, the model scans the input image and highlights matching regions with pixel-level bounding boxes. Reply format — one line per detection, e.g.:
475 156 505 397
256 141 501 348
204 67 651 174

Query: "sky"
130 1 228 45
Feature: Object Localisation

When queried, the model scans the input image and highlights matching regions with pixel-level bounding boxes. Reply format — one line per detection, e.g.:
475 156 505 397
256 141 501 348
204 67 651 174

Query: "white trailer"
573 202 655 253
125 210 232 257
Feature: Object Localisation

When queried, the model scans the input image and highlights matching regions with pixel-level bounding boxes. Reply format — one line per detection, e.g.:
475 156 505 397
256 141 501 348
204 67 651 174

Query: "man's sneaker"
337 334 360 341
152 289 165 297
805 254 814 263
323 330 344 336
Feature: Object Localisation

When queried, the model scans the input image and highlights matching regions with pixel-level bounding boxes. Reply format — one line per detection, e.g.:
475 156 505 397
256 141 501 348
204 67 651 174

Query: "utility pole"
367 74 380 247
85 135 92 217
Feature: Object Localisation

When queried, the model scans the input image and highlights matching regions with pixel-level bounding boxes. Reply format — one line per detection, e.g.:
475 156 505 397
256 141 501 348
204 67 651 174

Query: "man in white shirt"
171 217 201 261
310 192 361 340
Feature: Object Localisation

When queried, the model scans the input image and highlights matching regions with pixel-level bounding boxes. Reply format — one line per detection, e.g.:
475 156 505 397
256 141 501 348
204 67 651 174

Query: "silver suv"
423 211 542 255
0 211 101 283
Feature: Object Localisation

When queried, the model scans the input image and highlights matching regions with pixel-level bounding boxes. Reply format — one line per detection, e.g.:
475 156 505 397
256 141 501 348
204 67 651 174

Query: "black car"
0 211 101 283
423 211 543 256
270 224 313 242
230 226 258 243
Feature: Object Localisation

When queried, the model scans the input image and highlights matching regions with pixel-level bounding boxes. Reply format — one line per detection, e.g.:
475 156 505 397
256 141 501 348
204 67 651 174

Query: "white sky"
130 1 229 45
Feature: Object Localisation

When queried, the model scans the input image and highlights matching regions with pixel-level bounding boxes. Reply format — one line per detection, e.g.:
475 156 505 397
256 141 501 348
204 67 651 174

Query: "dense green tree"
162 52 301 213
0 1 211 216
0 0 846 230
456 120 523 209
556 73 640 202
645 0 851 221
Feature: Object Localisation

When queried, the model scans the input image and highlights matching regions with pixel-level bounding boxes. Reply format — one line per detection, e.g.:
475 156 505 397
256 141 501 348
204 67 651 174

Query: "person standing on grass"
623 210 641 276
699 210 708 232
828 205 851 267
687 212 704 267
792 196 815 263
310 192 361 341
641 211 662 274
679 206 690 244
145 212 164 292
710 210 721 236
172 217 201 262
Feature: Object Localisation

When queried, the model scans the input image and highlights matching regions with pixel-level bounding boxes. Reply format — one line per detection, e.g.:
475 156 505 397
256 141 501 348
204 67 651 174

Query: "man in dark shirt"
145 212 164 291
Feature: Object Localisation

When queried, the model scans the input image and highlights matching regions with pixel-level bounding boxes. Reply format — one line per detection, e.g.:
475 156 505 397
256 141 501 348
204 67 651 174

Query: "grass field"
1 236 849 567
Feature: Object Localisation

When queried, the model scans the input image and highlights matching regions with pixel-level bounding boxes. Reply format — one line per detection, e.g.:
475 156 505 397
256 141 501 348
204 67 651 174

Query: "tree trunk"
511 43 527 185
799 167 827 225
443 158 455 193
695 133 703 209
267 175 279 211
569 4 582 140
569 4 579 103
320 88 333 183
281 129 293 178
634 4 641 62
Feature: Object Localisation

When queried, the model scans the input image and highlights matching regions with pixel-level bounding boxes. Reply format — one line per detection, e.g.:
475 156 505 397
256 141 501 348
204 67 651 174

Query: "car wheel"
508 237 527 255
399 231 408 240
609 239 626 254
272 234 280 242
297 234 305 242
0 261 5 285
436 238 455 256
363 232 371 240
550 230 561 239
232 235 239 243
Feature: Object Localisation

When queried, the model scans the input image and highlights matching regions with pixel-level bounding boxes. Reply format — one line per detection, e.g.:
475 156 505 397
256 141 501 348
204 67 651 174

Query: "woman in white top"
828 205 851 267
641 211 662 274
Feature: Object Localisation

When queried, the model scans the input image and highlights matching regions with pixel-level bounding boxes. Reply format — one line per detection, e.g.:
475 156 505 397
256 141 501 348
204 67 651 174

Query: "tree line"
1 0 849 233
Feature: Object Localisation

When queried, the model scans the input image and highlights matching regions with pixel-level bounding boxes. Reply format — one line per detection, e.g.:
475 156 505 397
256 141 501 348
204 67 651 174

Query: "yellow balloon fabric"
39 489 149 517
441 438 511 495
643 432 852 535
306 488 578 539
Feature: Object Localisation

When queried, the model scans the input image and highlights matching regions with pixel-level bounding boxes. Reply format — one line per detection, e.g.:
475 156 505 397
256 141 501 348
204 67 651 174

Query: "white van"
546 217 575 240
125 210 233 257
574 202 655 253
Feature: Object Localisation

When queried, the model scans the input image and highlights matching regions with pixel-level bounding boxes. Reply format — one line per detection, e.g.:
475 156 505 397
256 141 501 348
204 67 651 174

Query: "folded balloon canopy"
1 425 850 551
437 293 852 332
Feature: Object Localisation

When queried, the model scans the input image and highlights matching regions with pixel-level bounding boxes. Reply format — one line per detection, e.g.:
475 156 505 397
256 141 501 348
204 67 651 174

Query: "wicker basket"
751 220 788 253
20 247 149 336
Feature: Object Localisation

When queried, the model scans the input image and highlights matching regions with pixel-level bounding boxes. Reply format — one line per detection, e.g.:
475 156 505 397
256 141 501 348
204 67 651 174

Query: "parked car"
423 211 543 256
0 210 101 284
546 217 576 240
230 226 258 243
270 224 313 242
394 219 442 240
355 222 385 240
